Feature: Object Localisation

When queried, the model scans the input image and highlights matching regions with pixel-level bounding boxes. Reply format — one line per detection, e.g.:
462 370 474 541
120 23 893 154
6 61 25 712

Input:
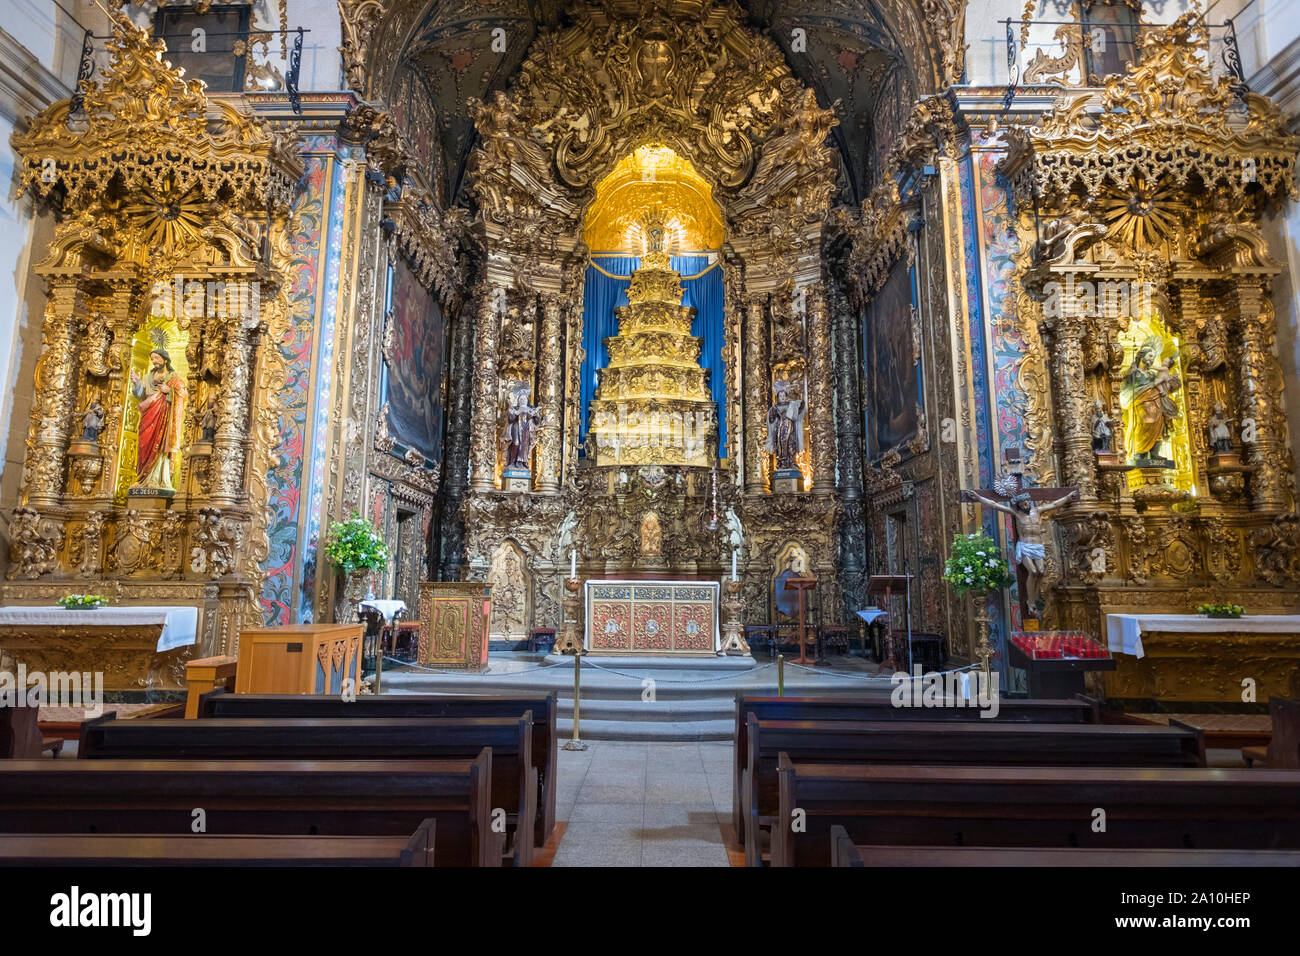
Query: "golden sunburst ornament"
1100 178 1180 250
121 180 208 257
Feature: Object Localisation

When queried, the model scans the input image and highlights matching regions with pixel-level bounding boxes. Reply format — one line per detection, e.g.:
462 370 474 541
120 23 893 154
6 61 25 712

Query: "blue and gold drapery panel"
580 254 726 455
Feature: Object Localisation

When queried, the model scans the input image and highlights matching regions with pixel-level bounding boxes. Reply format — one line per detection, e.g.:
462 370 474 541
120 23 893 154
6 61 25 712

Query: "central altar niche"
587 212 718 468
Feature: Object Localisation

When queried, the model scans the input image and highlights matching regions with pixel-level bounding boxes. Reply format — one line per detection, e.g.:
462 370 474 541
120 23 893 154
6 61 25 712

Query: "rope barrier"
581 660 776 684
783 660 981 682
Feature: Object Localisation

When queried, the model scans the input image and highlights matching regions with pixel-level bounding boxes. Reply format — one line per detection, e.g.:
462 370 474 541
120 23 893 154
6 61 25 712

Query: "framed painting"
863 258 923 461
382 255 446 464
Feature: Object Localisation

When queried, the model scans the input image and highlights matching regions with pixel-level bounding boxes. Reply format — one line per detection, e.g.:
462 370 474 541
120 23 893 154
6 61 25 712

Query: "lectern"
783 577 819 666
866 575 913 672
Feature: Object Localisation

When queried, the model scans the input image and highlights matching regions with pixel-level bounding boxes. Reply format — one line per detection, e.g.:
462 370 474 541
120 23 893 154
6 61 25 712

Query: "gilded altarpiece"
430 1 849 632
997 14 1300 700
1 18 303 681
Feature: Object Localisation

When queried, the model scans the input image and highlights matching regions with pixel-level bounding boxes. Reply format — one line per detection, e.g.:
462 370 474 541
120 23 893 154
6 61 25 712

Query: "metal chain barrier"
581 660 777 684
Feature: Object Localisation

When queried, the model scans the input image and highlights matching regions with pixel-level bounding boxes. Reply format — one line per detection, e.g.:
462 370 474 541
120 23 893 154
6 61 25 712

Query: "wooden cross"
957 447 1078 622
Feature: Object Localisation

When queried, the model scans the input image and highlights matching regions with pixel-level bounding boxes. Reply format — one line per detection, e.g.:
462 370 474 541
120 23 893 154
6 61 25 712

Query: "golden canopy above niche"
583 145 724 253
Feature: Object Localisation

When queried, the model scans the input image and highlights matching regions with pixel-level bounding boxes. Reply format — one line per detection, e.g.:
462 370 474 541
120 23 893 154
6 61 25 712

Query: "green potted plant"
943 531 1015 678
324 515 389 619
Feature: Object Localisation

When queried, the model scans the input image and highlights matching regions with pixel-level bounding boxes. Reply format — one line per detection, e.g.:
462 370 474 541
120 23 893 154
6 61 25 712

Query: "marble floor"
550 739 735 867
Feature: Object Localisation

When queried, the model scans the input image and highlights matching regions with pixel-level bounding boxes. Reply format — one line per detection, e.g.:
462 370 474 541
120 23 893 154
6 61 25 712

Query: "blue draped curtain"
581 254 726 455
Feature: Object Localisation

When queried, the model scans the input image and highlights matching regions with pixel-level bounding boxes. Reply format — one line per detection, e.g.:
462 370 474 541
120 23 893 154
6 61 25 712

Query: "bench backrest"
0 706 43 759
78 714 534 866
775 760 1300 866
732 693 1100 840
198 689 557 845
0 822 437 867
0 755 499 867
1267 696 1300 769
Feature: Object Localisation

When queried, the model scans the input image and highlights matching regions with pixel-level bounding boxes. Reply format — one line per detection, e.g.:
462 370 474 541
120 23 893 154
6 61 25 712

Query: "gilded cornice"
1004 12 1299 212
13 16 301 219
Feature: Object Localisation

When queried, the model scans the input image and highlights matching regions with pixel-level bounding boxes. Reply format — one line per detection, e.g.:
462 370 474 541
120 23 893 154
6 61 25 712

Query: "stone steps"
380 651 893 741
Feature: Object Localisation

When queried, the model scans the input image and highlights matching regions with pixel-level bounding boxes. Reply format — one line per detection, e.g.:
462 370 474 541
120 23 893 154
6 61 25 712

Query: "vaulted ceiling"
392 0 920 209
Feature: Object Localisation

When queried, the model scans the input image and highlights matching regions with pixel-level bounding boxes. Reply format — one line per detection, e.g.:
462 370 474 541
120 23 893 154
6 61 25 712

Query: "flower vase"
336 569 370 622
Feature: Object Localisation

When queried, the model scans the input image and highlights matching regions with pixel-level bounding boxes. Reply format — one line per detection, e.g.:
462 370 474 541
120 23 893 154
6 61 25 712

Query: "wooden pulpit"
234 624 364 695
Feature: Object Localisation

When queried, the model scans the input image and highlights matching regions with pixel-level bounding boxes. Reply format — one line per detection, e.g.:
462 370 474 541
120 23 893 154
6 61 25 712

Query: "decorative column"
830 281 866 615
469 284 502 492
439 295 475 578
807 283 837 496
25 284 83 510
208 314 254 506
1039 294 1095 500
743 293 768 494
535 293 564 493
1232 282 1288 511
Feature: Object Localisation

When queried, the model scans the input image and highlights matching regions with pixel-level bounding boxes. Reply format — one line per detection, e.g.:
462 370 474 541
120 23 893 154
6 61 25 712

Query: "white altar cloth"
1105 613 1300 659
0 606 199 653
359 599 407 622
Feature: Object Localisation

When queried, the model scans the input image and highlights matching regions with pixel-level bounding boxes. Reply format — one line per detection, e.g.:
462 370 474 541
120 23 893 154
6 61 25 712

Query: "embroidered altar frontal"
585 581 719 654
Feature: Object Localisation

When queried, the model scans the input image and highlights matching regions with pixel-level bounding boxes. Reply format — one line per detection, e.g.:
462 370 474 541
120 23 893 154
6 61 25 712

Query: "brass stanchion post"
778 654 784 697
553 576 588 751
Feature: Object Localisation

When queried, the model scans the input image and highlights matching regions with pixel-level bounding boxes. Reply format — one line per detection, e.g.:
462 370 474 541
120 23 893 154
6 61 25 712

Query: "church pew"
732 693 1100 842
0 820 436 867
1 705 55 758
0 755 500 867
773 760 1300 867
742 716 1204 865
828 828 1300 867
1243 697 1300 769
198 688 557 846
77 714 537 867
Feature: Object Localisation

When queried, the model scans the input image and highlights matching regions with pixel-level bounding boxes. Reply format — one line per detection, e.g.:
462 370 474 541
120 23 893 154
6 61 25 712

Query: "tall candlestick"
570 549 576 578
731 549 738 582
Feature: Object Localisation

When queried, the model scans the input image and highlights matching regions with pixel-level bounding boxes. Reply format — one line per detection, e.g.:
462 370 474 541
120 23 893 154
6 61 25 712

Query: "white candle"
570 549 577 578
731 550 738 582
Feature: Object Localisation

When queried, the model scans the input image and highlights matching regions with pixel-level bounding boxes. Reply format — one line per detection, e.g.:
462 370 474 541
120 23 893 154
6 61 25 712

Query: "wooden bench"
774 760 1300 866
1243 697 1300 769
197 689 558 847
0 821 437 867
733 694 1100 842
0 755 500 867
1 706 63 758
742 716 1205 865
78 713 537 867
828 829 1300 867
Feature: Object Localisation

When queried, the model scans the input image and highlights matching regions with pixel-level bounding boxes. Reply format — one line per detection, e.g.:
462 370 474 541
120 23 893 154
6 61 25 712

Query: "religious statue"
1120 344 1181 466
200 403 217 441
766 380 807 472
502 385 540 471
964 487 1079 613
80 400 105 442
129 348 187 489
1208 402 1236 454
640 511 662 557
1090 398 1114 454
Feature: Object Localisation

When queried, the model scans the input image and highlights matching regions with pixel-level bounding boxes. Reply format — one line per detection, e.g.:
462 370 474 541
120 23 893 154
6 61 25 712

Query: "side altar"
585 580 719 655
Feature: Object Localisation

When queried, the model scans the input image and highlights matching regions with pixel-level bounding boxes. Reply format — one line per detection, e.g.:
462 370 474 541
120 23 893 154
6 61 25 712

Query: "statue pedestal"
501 467 532 493
126 486 175 511
771 468 801 494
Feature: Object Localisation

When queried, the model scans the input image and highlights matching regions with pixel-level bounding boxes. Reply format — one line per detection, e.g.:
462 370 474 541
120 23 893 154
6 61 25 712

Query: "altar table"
1103 613 1300 702
584 580 719 655
0 605 200 693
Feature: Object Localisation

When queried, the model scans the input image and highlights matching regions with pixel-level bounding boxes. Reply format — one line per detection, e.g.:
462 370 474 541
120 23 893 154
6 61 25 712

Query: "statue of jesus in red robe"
130 348 186 490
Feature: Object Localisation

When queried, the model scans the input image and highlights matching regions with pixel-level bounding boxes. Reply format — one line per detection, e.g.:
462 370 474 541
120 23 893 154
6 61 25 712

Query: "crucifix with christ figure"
958 447 1078 621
